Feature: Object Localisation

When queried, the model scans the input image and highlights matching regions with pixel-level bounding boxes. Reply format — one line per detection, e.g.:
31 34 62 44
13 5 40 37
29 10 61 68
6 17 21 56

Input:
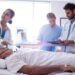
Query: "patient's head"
0 48 13 59
47 12 56 27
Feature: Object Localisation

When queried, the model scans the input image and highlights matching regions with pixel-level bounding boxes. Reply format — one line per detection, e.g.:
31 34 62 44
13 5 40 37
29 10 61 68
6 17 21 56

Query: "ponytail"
8 20 12 24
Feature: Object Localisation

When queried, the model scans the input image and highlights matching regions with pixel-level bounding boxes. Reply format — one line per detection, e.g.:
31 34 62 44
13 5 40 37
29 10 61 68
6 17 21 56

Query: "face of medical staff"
47 17 56 27
1 9 12 23
64 9 75 20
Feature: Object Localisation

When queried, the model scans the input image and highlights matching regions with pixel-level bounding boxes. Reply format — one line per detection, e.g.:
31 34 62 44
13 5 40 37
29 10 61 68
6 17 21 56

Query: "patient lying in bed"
0 48 75 75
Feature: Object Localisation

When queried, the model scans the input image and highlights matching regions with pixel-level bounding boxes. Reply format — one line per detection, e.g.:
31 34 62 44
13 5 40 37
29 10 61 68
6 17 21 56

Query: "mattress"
0 69 27 75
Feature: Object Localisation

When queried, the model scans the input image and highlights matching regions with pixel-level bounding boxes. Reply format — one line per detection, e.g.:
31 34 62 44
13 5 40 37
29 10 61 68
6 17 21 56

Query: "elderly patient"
1 48 75 75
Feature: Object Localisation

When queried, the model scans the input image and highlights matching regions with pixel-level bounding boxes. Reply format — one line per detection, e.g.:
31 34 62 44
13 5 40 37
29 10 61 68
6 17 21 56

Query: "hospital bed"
0 69 27 75
0 69 74 75
0 69 16 75
55 72 75 75
0 48 75 75
0 69 75 75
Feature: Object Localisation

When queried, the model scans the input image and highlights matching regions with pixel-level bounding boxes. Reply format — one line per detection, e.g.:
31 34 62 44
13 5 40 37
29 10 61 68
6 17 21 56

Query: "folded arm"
18 65 65 75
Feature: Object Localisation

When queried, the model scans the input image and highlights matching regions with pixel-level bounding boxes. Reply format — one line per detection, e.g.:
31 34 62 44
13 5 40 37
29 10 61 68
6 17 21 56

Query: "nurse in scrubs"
0 9 15 47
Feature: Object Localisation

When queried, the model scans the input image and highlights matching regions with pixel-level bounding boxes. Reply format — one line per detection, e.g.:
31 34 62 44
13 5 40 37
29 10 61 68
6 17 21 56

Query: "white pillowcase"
55 73 72 75
0 59 6 69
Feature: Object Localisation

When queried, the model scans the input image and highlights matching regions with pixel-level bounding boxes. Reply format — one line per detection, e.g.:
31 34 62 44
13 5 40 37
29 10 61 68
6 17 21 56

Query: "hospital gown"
5 49 75 75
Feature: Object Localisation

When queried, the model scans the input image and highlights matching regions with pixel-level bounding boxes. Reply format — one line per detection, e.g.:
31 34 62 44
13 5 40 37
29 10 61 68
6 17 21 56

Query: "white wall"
51 1 67 25
51 1 75 25
0 1 51 43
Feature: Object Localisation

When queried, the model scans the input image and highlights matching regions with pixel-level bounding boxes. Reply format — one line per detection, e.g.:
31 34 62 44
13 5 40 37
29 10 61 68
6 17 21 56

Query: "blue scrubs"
38 24 62 51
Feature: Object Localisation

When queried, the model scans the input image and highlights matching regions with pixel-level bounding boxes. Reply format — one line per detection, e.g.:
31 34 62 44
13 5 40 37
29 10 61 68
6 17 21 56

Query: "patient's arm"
18 65 65 75
66 65 75 72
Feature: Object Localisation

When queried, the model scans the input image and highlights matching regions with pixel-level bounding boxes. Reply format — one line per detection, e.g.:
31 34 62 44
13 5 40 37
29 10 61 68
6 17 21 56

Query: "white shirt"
0 22 11 44
3 27 11 44
6 49 75 74
60 20 75 53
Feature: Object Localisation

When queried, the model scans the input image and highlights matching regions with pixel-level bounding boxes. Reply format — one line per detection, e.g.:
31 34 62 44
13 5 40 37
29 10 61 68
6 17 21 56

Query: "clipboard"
48 41 64 45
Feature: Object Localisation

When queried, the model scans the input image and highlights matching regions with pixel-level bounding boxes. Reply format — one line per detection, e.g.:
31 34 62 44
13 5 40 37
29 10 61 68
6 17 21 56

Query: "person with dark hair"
38 12 62 51
64 3 75 10
63 3 75 20
58 3 75 53
0 9 15 47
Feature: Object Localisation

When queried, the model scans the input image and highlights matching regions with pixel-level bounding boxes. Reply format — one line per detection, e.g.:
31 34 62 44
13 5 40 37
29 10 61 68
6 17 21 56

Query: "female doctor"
0 9 15 47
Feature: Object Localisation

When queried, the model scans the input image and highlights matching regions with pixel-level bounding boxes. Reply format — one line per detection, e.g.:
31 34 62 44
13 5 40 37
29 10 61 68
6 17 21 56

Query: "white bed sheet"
0 69 27 75
54 72 75 75
1 49 75 75
0 69 16 75
0 69 75 75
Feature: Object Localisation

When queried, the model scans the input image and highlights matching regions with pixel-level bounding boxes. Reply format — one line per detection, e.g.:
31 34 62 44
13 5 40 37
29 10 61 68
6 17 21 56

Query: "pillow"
0 59 6 69
55 72 72 75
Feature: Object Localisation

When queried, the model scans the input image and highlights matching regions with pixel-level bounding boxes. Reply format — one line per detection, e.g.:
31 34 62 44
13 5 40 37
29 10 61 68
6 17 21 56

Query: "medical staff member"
59 3 75 53
38 13 62 51
0 9 15 46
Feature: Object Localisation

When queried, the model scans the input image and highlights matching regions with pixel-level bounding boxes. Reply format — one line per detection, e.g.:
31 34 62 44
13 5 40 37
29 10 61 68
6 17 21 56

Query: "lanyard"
1 30 6 39
66 22 73 40
64 21 73 52
0 27 6 39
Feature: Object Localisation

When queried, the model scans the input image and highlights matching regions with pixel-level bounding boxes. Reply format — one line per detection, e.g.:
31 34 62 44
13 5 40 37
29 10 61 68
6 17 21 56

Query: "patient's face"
0 48 12 59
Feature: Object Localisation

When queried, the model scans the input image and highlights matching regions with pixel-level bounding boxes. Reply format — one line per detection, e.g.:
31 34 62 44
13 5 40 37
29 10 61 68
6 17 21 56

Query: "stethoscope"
64 21 75 40
64 21 75 52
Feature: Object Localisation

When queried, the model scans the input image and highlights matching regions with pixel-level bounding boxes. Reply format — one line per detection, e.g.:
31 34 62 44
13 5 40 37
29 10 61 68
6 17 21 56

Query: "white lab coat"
3 27 12 44
0 22 12 45
60 21 75 53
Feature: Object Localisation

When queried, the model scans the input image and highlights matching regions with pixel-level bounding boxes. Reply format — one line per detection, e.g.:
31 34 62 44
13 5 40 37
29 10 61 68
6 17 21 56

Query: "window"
0 1 51 44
